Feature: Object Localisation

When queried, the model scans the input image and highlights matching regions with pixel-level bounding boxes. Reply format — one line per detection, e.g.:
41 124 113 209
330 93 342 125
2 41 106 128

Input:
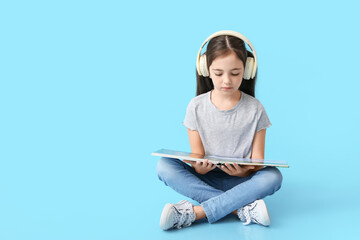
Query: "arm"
250 129 267 171
187 128 205 155
183 129 216 174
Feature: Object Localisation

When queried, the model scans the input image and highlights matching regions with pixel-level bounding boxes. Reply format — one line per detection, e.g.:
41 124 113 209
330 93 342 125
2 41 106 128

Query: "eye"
231 73 240 76
215 73 222 76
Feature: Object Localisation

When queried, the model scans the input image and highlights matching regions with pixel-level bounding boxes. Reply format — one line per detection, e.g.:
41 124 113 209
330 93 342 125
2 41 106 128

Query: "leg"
156 157 224 203
201 167 283 223
193 205 206 220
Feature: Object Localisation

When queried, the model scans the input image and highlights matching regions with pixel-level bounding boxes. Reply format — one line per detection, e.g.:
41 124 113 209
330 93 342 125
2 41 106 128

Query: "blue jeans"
156 157 283 223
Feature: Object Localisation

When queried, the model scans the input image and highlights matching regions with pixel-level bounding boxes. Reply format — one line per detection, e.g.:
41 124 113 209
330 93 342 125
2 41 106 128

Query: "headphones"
196 30 258 80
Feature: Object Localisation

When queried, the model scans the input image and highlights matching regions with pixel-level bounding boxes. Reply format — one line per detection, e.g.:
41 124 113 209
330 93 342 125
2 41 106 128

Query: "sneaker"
237 199 271 226
160 200 196 230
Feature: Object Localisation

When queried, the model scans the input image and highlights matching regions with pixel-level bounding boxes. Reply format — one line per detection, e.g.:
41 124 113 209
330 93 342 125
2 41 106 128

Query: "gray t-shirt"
183 91 271 159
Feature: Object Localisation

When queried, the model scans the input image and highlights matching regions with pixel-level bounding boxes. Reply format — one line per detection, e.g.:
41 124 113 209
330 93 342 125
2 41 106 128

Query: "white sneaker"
160 200 196 230
237 199 271 226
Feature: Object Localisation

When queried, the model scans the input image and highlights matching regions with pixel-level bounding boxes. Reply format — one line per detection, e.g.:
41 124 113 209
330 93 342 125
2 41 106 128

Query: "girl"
156 30 283 230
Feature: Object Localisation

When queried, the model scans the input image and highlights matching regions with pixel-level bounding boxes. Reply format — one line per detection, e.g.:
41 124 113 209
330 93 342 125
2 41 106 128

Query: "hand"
220 163 263 177
183 159 216 175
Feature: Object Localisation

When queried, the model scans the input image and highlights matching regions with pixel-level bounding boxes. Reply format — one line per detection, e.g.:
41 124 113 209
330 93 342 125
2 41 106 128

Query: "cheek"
236 74 244 83
234 77 243 87
211 77 222 86
209 74 217 81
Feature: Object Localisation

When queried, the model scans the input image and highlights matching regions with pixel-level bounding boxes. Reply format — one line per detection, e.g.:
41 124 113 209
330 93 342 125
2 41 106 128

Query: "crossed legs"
157 157 282 223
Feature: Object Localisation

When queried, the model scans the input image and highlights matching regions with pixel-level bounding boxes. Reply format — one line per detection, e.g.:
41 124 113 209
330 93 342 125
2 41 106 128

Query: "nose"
223 74 231 84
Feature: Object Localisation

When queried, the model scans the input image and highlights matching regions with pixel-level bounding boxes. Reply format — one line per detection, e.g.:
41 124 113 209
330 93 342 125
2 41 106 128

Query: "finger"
203 159 209 167
210 164 217 170
246 165 256 170
220 165 231 174
225 162 236 172
222 164 234 173
205 159 212 167
234 163 249 174
232 162 241 171
207 161 214 169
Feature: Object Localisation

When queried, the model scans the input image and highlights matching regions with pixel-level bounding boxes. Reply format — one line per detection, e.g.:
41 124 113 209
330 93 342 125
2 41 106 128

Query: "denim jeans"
156 157 283 223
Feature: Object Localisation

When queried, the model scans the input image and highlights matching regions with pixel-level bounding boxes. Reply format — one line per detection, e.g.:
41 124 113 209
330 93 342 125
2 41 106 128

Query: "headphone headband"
196 30 258 79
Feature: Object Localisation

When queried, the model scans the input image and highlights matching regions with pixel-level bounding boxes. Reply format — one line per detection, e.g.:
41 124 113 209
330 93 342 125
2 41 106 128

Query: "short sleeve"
255 103 272 132
183 99 197 131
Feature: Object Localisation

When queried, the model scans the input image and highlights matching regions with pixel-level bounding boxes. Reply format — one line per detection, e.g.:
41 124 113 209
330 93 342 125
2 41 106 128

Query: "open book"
152 149 289 168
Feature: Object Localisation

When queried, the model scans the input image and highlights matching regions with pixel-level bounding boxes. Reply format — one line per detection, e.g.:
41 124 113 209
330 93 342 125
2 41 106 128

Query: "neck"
210 90 242 111
211 89 241 103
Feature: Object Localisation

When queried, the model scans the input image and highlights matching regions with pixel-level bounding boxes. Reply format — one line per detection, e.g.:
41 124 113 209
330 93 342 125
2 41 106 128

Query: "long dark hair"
196 35 257 97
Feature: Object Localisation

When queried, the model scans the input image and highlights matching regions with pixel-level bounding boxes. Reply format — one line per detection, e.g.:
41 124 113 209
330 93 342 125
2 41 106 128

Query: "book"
152 148 289 168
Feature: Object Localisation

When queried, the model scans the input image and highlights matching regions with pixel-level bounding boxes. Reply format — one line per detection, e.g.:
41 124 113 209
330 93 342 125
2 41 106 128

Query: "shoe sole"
256 199 271 226
160 203 173 230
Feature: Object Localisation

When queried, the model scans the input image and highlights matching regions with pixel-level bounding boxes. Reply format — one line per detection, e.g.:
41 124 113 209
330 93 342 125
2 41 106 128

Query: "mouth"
221 87 233 90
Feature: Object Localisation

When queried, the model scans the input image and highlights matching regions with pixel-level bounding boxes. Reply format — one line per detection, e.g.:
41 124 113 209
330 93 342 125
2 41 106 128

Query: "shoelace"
176 210 192 229
174 200 194 229
239 202 259 225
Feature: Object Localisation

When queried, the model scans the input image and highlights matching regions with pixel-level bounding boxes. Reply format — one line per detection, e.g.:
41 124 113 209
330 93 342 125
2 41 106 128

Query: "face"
209 51 244 95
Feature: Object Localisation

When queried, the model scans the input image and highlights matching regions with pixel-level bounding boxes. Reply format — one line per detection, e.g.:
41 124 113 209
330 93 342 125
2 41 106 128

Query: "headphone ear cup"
251 60 257 79
243 57 254 80
199 54 209 77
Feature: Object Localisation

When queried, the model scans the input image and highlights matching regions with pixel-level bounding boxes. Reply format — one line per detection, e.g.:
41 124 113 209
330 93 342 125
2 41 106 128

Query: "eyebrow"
212 68 242 71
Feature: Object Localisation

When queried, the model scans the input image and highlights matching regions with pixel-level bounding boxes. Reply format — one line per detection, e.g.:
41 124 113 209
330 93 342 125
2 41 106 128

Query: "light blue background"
1 0 359 239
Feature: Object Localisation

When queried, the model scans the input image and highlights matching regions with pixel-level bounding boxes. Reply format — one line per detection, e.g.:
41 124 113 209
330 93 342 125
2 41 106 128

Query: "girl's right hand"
220 162 256 177
183 159 216 175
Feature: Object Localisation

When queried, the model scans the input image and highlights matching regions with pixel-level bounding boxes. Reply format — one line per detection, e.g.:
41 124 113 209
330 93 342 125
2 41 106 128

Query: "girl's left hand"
220 162 263 177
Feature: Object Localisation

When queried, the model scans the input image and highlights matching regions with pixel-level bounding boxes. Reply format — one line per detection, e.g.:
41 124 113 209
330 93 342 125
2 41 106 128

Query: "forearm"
250 155 265 171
